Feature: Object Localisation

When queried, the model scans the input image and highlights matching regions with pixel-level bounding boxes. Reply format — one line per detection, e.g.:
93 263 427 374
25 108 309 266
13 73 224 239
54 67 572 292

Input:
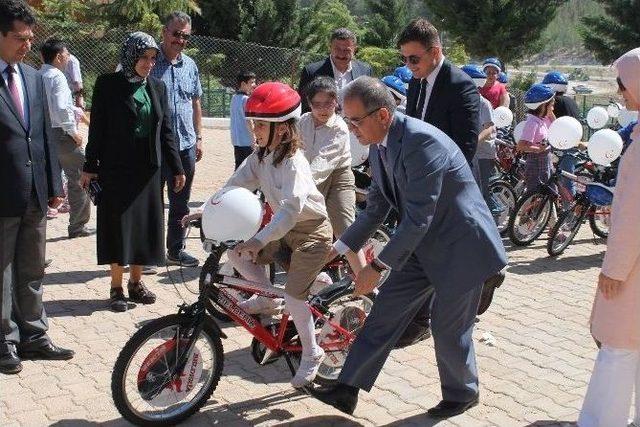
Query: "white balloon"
607 102 622 119
586 106 609 129
548 116 583 150
588 128 623 165
349 132 369 167
513 121 526 142
493 106 514 128
202 187 263 242
618 107 638 127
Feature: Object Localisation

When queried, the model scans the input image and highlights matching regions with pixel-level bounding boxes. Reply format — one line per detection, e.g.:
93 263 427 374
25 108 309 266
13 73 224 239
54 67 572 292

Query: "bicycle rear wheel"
490 180 516 236
589 205 611 238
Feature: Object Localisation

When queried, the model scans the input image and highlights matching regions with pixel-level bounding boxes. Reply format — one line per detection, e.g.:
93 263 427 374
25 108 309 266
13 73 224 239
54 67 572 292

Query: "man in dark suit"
0 0 74 375
397 18 504 348
310 77 507 418
298 28 373 113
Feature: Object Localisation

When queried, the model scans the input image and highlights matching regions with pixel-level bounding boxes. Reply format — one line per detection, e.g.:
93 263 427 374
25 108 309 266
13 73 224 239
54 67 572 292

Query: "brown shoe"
127 281 156 304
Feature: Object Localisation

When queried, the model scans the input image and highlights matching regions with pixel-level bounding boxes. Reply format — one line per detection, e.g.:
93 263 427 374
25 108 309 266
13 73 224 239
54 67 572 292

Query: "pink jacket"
590 135 640 349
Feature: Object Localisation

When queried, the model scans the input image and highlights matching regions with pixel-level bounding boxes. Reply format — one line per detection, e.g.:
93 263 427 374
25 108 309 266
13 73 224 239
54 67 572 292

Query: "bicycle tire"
112 314 224 427
589 207 610 238
489 180 516 236
547 202 587 256
508 191 553 246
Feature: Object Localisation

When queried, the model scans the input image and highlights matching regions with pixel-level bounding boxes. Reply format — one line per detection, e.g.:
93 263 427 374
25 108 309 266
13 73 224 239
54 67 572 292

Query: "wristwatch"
370 258 388 273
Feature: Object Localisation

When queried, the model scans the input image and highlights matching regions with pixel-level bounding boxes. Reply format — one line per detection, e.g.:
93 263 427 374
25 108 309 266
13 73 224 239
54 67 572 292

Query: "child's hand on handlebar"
181 211 202 228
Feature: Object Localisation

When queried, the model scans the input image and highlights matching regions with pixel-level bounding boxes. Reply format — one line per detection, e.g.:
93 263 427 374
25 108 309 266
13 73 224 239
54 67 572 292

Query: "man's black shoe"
477 270 506 315
19 343 75 361
427 396 479 418
309 383 359 415
68 226 96 239
0 347 22 374
395 320 431 349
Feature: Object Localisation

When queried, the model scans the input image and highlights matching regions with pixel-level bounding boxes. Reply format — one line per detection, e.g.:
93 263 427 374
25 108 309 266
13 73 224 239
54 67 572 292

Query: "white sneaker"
291 349 325 388
310 271 333 295
238 295 284 315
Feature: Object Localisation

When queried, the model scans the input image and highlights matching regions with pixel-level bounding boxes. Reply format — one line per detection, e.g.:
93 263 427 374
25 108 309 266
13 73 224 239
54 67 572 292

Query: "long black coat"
85 72 184 265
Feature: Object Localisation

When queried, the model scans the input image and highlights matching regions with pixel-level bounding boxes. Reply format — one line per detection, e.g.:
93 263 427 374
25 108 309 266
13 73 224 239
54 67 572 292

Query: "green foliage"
360 0 408 48
568 67 589 81
198 0 244 39
299 0 361 56
579 0 640 64
445 40 470 66
510 71 537 92
543 0 603 49
423 0 568 63
357 46 398 76
240 0 301 47
100 0 201 29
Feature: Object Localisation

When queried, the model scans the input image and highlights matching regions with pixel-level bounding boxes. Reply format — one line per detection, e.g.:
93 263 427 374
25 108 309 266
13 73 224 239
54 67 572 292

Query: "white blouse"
224 149 328 245
298 112 352 185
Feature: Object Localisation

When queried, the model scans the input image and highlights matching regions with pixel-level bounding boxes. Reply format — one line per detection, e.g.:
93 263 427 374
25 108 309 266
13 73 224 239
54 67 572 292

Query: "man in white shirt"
297 28 373 113
39 38 93 239
64 52 84 109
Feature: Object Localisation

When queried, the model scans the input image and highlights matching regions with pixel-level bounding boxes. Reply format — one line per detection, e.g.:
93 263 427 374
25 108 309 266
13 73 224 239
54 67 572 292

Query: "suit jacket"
84 72 183 178
298 57 373 112
0 63 62 217
406 60 479 164
340 113 507 296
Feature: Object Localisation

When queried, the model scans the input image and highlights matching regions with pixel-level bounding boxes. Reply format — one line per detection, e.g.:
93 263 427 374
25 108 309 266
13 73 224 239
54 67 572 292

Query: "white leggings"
226 249 322 358
579 346 640 427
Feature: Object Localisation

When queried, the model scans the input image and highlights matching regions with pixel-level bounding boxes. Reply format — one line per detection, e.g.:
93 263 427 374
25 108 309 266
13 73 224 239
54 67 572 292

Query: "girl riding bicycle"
185 82 333 389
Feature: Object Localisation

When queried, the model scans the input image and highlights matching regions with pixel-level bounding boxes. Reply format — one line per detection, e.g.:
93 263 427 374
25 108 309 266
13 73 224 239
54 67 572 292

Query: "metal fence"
28 22 323 116
29 22 618 121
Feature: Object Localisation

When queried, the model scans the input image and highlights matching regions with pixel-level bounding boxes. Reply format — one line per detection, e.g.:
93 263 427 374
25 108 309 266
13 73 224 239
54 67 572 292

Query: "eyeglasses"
172 31 191 41
617 77 626 92
343 107 381 128
399 46 435 65
310 100 337 110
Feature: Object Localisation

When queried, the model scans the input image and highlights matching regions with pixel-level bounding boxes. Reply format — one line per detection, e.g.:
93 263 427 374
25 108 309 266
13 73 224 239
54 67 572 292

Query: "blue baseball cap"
461 64 487 88
393 66 413 84
381 75 407 100
542 71 569 93
524 83 555 110
498 71 508 84
483 57 502 72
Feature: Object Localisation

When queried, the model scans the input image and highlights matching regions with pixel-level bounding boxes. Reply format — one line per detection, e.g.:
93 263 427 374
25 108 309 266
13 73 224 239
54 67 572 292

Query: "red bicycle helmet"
245 82 301 122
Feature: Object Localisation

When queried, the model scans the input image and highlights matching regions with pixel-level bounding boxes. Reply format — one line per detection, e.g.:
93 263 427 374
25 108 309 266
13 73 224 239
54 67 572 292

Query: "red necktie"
5 65 24 120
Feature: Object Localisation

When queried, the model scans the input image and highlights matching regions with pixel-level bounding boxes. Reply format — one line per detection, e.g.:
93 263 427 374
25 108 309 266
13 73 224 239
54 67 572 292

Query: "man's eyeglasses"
172 31 191 41
343 107 381 128
617 76 626 92
399 46 435 65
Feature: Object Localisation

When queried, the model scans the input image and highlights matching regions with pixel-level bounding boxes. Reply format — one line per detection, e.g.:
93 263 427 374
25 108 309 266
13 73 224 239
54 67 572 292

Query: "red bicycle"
111 242 374 426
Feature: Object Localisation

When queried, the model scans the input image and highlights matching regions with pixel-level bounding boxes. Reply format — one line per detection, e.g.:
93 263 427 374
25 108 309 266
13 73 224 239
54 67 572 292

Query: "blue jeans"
476 158 503 216
558 149 578 197
162 146 196 257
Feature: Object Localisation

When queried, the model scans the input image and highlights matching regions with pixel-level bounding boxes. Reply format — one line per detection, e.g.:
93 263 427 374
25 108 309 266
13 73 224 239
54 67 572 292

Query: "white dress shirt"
0 58 26 120
40 64 78 136
418 55 446 121
224 149 328 245
298 112 352 185
330 57 354 91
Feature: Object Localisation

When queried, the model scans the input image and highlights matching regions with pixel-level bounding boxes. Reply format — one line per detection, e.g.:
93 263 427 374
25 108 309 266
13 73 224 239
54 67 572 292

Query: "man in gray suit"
311 77 507 418
0 0 74 375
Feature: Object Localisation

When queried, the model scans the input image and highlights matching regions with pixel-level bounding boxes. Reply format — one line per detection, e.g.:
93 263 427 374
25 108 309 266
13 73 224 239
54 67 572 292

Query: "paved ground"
1 128 613 426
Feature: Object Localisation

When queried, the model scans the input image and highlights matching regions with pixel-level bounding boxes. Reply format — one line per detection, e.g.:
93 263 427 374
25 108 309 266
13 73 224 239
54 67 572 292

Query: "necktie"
378 144 388 169
414 78 428 120
5 65 23 120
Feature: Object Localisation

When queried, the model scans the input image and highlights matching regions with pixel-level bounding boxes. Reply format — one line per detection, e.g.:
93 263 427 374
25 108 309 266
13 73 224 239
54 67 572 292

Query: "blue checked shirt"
151 48 202 151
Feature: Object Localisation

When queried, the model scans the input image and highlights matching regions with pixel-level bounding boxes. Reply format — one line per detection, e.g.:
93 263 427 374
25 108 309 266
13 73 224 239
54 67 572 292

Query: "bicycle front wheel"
112 314 224 426
490 180 516 236
547 201 588 256
508 191 553 246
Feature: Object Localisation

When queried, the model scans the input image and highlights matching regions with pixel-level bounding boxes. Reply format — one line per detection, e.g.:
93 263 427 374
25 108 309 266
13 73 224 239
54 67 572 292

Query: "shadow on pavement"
506 252 604 275
44 269 110 285
155 266 201 285
44 298 128 317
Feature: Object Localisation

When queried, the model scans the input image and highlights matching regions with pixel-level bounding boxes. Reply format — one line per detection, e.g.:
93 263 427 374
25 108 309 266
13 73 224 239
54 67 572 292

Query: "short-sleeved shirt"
150 48 203 151
230 92 253 147
64 54 83 89
479 82 507 109
475 96 497 159
521 114 553 145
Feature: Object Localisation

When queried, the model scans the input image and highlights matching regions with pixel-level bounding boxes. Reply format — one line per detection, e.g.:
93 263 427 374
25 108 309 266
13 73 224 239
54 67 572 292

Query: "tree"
240 0 301 47
423 0 567 63
100 0 201 35
299 0 361 56
196 0 245 40
361 0 408 48
579 0 640 64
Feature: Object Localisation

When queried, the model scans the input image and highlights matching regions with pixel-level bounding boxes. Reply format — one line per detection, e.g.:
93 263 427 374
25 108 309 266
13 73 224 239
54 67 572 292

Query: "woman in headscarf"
80 32 185 312
578 48 640 427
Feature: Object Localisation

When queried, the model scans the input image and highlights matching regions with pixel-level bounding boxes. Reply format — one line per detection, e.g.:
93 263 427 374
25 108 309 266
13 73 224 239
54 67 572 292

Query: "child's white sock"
285 293 324 387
